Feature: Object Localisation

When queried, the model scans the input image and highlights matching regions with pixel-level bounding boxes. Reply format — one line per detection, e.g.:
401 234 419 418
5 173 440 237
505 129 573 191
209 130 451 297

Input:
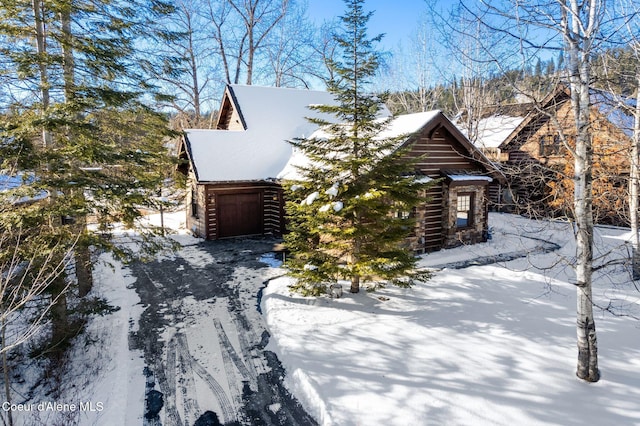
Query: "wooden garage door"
217 192 263 238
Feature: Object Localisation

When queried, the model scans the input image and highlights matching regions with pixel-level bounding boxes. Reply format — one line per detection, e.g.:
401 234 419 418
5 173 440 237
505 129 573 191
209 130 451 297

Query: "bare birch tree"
631 61 640 279
264 0 317 88
600 1 640 279
383 16 442 114
429 1 513 142
308 20 341 84
447 0 621 382
561 0 602 382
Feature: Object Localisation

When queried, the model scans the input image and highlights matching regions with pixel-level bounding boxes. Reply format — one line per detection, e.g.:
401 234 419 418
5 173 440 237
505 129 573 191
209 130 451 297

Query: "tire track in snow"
174 333 237 424
176 335 201 426
158 340 183 426
212 319 245 418
213 318 253 381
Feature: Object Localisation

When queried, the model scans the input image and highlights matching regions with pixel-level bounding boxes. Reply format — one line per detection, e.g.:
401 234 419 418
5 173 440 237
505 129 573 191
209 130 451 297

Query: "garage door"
217 192 263 238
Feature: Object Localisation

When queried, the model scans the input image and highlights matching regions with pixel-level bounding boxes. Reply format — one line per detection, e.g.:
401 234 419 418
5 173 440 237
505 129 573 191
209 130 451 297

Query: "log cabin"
475 84 635 225
179 84 504 252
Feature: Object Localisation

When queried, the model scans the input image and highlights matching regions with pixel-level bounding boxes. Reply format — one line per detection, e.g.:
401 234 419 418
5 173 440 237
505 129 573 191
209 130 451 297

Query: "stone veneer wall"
442 184 488 248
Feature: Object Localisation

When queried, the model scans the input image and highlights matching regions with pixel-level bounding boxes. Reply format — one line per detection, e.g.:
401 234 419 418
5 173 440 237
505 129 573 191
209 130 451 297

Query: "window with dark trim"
539 134 562 156
395 207 417 236
456 193 473 228
396 210 411 220
191 187 198 217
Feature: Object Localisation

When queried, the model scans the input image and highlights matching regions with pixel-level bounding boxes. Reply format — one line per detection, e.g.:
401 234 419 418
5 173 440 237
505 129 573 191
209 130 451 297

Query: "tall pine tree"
0 0 175 353
283 0 432 295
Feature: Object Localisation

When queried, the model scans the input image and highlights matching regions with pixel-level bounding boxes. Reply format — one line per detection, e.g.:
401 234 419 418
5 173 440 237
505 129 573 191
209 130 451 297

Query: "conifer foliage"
283 0 433 295
0 0 175 353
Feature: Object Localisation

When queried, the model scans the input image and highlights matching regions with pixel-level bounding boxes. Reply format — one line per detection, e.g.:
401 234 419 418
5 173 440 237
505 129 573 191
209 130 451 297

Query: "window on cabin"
191 187 198 217
396 210 411 220
394 207 417 236
539 134 562 156
456 193 473 228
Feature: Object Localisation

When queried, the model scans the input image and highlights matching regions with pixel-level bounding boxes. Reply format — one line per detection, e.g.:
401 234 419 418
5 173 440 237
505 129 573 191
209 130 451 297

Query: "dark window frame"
539 134 562 156
191 186 198 217
456 192 474 229
393 207 417 236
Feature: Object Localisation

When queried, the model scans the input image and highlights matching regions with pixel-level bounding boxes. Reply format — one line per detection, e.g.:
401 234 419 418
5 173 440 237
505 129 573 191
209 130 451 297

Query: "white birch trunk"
562 0 599 382
630 68 640 279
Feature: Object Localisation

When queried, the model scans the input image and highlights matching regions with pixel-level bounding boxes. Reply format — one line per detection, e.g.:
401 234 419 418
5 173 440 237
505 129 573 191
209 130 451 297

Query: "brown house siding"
186 181 207 238
422 184 445 251
501 98 632 225
410 127 478 174
216 89 246 131
403 125 496 253
263 185 284 236
189 182 283 240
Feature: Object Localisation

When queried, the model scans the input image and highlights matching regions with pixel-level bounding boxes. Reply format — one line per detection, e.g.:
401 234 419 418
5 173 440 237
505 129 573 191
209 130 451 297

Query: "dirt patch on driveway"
128 237 316 426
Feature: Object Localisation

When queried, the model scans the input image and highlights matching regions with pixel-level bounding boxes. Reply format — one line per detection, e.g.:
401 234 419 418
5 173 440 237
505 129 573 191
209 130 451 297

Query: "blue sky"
307 0 441 50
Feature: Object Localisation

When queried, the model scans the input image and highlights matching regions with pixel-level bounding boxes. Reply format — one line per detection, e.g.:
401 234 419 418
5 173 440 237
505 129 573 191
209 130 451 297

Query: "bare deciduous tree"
383 16 442 114
264 0 316 88
206 0 290 86
0 228 76 426
146 0 219 125
598 0 640 279
445 0 625 382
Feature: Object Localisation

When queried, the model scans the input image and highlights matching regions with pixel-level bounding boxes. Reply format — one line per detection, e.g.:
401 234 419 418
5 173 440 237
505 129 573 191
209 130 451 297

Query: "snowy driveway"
127 237 316 426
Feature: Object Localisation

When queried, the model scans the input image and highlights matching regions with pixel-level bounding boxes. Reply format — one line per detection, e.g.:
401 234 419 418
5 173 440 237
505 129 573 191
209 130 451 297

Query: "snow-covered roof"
468 115 525 149
185 86 339 182
378 111 441 139
185 129 291 182
0 173 48 204
224 85 339 135
277 111 443 180
447 174 493 182
184 85 393 182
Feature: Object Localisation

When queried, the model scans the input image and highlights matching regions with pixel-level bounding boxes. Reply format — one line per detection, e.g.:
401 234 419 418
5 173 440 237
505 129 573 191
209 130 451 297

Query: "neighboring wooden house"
179 84 504 252
474 85 635 225
457 104 530 162
456 105 529 209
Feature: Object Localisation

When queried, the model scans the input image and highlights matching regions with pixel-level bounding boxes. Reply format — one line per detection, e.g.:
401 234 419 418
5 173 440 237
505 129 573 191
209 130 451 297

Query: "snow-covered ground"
35 210 307 426
262 213 640 426
12 211 639 425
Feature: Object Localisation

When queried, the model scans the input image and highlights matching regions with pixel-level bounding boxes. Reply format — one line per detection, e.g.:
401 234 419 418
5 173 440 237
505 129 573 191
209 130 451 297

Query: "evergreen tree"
283 0 432 295
545 59 555 75
557 51 565 73
0 0 175 354
534 58 543 76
